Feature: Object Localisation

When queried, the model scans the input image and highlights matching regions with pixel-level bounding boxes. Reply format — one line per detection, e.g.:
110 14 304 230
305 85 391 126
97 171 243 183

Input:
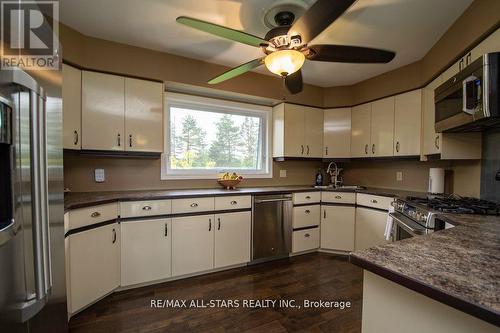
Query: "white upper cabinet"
422 76 443 156
471 27 500 62
370 97 395 157
62 64 82 150
323 107 351 158
351 103 371 157
82 71 125 151
125 78 164 152
273 103 323 158
394 90 422 156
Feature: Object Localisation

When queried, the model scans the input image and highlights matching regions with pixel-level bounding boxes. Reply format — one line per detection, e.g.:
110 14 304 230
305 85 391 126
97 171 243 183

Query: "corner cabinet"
80 71 164 153
323 107 351 158
62 64 82 150
273 103 323 158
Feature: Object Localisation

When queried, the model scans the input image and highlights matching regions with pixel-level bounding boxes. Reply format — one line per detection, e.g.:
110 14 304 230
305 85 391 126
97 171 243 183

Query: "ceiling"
60 0 473 87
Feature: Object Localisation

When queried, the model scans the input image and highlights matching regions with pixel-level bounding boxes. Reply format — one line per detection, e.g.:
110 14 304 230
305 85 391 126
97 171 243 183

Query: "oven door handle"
389 212 427 237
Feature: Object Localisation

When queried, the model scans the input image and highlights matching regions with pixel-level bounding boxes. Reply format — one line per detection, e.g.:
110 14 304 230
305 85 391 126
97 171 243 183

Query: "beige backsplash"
64 152 481 198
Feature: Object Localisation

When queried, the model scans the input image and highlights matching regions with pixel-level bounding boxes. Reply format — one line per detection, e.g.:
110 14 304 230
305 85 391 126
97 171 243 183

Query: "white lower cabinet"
320 205 355 251
172 215 214 276
355 207 388 251
67 222 120 314
121 219 171 286
214 211 251 268
292 228 320 253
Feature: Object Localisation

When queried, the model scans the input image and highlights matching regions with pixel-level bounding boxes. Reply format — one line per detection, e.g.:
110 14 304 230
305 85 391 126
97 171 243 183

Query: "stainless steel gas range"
389 196 500 241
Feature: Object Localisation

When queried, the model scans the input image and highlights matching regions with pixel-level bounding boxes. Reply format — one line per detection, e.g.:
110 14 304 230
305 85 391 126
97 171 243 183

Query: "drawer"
293 205 320 229
356 193 394 210
68 203 119 230
172 197 215 214
321 192 356 204
293 192 320 205
214 195 251 211
292 228 319 253
120 200 171 218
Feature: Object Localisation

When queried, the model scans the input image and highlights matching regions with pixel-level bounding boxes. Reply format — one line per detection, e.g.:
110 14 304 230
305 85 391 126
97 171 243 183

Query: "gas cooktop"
406 196 500 215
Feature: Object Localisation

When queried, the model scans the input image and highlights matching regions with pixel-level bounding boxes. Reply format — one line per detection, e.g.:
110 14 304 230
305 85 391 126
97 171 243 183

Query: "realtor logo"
1 0 59 70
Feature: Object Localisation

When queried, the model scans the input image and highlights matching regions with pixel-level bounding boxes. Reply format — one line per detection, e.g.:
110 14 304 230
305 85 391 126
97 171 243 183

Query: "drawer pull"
305 209 310 214
305 196 311 199
305 233 310 238
334 195 342 199
230 200 238 205
371 199 378 204
90 212 101 218
142 206 152 211
190 203 198 208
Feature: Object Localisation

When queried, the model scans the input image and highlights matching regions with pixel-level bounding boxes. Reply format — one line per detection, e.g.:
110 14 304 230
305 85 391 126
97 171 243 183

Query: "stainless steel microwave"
435 52 499 132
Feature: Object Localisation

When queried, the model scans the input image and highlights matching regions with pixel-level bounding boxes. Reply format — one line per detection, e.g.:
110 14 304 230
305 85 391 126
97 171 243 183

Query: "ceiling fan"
176 0 396 94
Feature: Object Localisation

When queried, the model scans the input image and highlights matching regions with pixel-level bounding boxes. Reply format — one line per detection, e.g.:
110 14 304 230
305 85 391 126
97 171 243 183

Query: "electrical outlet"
95 169 105 183
396 171 403 182
279 169 287 178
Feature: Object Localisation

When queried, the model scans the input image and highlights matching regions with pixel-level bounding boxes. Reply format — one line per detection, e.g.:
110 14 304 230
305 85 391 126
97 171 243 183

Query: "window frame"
161 92 273 180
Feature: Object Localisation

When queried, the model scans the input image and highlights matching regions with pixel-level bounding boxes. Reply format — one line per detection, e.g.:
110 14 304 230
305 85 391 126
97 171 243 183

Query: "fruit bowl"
217 179 242 190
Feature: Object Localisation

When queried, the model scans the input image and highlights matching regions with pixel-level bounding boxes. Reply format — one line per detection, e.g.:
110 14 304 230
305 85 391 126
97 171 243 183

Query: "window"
162 93 272 179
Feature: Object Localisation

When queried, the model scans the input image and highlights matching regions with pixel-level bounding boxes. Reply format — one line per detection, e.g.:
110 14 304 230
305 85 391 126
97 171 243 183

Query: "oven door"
389 212 427 241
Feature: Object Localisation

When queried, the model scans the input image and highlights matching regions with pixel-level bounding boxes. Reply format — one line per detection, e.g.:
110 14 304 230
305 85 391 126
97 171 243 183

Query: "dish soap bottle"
315 169 323 186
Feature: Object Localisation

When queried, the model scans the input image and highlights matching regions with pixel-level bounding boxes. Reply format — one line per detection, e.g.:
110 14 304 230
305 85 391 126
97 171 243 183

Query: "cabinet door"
470 28 500 63
214 211 251 268
321 205 355 251
394 90 422 156
121 219 171 286
355 207 388 251
125 78 163 152
62 64 81 150
351 103 371 157
441 59 461 83
67 223 120 314
283 104 305 157
82 71 125 150
422 76 443 155
172 215 214 276
370 97 395 157
323 108 351 158
304 106 324 157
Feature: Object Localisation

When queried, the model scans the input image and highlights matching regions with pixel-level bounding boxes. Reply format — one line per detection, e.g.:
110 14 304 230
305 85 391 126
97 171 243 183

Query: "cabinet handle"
73 130 79 145
335 195 342 199
365 144 368 154
395 141 400 153
466 52 471 65
209 218 212 231
371 199 378 204
323 210 326 219
90 211 101 218
306 145 310 155
459 58 464 71
190 203 198 208
230 200 237 205
305 209 310 214
435 136 440 149
217 218 221 230
304 233 310 238
372 144 375 154
305 195 311 199
164 223 168 237
142 205 152 211
129 134 133 147
325 147 328 156
112 228 116 244
301 145 304 155
117 133 121 146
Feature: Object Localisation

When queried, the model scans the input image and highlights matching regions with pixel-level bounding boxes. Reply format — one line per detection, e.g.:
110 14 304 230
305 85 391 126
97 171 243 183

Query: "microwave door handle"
462 75 477 115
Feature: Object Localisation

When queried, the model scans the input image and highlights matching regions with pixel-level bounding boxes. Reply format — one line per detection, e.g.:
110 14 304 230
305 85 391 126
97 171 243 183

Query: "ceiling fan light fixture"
264 50 305 77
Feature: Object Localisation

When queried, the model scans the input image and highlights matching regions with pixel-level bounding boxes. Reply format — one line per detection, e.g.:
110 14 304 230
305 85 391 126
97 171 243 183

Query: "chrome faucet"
326 161 343 188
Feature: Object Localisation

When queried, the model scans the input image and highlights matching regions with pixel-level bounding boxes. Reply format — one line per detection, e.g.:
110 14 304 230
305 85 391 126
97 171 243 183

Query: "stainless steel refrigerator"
0 68 66 332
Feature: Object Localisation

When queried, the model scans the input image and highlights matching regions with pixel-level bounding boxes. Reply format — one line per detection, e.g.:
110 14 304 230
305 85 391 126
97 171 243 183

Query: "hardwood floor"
69 253 363 333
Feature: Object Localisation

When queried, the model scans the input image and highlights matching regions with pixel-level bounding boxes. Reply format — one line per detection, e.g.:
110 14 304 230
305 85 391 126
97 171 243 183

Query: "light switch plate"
396 171 403 182
94 169 105 183
279 169 287 178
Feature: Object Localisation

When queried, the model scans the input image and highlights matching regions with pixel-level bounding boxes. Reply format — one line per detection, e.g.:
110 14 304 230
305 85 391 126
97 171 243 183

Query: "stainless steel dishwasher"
252 194 292 262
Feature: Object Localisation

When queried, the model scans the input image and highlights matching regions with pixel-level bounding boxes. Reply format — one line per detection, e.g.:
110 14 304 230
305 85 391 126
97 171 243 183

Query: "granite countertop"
350 213 500 327
64 185 426 210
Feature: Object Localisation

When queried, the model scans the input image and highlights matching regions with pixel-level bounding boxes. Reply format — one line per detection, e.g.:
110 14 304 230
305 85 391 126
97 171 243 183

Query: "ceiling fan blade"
288 0 355 44
208 58 264 84
284 70 303 94
307 44 396 63
176 16 268 48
